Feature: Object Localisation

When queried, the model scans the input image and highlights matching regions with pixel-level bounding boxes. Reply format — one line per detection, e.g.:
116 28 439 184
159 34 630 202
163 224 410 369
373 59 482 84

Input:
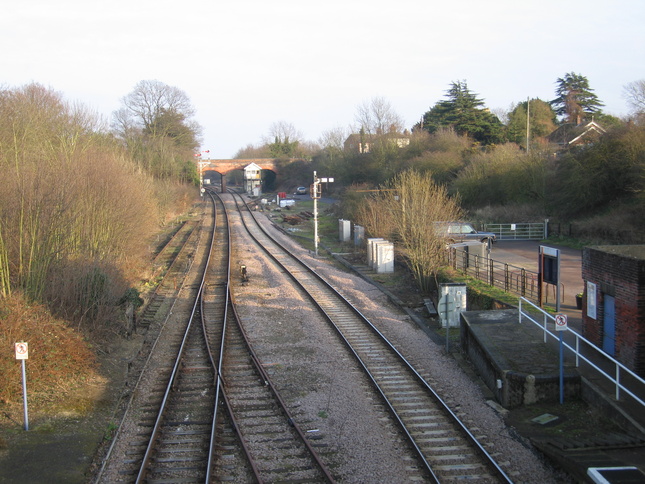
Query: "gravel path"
229 204 563 483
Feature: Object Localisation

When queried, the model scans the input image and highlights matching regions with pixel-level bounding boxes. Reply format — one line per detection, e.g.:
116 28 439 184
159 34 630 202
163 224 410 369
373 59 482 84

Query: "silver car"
434 222 496 247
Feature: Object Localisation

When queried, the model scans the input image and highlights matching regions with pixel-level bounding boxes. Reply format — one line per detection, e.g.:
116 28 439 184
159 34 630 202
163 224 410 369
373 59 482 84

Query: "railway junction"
1 193 643 483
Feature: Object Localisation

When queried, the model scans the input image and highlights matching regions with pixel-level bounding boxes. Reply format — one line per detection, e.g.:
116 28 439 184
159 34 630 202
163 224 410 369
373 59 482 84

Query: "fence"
484 223 546 241
447 247 539 303
481 221 645 244
519 297 645 411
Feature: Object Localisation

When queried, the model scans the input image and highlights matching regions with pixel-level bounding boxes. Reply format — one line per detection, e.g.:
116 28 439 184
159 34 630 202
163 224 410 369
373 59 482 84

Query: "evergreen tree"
550 72 604 124
268 135 299 157
421 81 504 145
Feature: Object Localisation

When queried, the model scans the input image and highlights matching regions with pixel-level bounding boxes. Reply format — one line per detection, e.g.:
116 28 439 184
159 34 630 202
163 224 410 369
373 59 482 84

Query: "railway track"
137 216 201 334
96 191 335 483
228 190 514 484
95 194 217 483
208 190 335 483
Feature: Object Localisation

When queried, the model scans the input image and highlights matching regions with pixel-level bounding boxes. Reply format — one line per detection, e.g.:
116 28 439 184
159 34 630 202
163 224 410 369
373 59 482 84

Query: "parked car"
434 222 496 247
294 186 308 195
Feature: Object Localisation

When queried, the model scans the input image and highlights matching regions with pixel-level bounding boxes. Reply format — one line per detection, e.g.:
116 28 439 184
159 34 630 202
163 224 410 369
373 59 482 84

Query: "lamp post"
311 171 334 256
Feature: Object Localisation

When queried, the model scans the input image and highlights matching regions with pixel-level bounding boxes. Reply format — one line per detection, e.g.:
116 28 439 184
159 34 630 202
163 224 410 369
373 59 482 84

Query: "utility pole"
526 97 530 154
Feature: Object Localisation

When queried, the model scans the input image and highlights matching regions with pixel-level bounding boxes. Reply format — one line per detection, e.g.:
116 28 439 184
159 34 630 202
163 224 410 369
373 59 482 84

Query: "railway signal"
312 171 334 256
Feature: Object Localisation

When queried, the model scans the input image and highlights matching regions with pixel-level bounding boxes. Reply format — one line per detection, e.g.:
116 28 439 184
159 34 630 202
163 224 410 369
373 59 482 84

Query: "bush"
0 293 98 406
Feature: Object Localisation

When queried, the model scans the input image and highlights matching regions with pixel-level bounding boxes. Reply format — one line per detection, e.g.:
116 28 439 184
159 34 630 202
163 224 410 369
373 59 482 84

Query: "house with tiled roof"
344 131 410 154
546 119 606 149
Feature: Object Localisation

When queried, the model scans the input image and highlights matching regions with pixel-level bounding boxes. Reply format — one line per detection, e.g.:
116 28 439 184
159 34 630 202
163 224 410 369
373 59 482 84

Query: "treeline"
287 123 644 225
262 76 645 234
0 82 200 331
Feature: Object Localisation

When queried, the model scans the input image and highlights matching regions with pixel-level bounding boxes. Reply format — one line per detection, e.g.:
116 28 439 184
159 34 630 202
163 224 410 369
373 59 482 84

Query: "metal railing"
485 223 546 240
448 248 539 303
519 297 645 409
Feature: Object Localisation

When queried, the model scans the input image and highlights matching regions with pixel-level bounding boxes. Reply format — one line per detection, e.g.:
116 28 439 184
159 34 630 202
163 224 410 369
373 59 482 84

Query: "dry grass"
0 293 99 408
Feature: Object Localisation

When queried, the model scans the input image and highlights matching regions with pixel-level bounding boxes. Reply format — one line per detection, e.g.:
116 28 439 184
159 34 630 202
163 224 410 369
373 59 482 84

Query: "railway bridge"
199 158 303 191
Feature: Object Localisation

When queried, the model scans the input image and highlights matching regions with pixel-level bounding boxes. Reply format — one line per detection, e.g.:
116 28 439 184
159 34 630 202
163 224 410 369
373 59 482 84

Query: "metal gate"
485 223 546 241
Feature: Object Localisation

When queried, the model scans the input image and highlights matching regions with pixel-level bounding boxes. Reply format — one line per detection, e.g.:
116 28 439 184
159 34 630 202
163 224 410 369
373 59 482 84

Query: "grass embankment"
0 294 99 410
267 195 523 310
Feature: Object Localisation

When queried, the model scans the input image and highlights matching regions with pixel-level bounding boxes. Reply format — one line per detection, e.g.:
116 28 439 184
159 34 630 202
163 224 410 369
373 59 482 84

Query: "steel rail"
213 190 336 483
151 219 191 263
226 287 337 483
230 191 513 483
202 189 231 483
135 192 219 483
93 206 207 484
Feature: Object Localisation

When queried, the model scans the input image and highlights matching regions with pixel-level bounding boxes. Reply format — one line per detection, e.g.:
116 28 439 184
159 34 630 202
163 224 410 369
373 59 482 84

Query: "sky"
3 0 644 158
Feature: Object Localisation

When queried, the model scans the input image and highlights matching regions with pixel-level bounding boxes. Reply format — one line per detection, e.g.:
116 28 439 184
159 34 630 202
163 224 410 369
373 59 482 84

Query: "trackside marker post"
15 341 29 430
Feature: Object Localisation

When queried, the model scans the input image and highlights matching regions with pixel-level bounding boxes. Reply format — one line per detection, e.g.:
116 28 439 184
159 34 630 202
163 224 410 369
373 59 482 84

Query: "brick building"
581 245 645 376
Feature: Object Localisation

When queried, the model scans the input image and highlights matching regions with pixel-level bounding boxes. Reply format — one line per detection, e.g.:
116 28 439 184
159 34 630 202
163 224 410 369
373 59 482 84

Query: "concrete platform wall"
460 310 581 408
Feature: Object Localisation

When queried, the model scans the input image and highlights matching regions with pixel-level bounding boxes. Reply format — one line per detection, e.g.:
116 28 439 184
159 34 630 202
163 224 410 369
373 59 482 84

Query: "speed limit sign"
15 342 29 360
555 314 568 331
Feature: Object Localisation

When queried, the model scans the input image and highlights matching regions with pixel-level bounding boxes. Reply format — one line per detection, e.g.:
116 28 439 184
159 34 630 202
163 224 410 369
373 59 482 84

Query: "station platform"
460 308 645 483
328 247 645 484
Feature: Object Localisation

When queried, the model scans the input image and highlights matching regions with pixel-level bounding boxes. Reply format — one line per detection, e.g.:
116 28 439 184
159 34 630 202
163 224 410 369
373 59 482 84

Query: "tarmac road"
490 240 584 330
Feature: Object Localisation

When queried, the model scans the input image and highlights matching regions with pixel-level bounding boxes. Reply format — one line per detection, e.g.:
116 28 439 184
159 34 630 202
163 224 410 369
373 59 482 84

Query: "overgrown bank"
0 83 202 464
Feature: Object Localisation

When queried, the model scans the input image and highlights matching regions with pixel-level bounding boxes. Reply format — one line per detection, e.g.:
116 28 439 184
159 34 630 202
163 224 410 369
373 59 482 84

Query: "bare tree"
623 79 645 116
261 121 304 158
0 83 159 302
356 170 462 292
263 121 303 144
112 80 201 180
118 80 195 136
354 96 405 135
234 143 272 159
318 126 348 151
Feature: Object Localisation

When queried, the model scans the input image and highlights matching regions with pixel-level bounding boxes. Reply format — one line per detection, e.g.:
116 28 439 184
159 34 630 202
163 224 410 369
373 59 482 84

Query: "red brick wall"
201 158 304 176
582 247 645 375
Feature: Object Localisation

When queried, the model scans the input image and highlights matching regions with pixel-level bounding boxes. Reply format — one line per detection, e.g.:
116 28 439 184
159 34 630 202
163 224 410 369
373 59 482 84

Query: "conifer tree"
421 81 504 145
550 72 604 124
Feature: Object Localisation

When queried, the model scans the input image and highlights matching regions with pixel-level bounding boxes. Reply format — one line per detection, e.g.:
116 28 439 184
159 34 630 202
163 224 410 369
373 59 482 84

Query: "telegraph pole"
526 97 530 154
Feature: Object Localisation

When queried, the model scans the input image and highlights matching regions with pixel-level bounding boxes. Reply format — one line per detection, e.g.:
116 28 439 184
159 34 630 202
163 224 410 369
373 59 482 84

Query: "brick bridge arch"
199 158 302 191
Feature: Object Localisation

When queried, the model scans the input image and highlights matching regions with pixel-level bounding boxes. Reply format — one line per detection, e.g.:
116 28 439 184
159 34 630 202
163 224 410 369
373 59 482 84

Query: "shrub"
0 293 98 407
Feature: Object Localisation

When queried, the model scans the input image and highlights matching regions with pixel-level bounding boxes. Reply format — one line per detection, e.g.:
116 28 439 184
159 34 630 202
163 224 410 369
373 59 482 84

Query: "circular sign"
15 342 28 359
555 314 568 331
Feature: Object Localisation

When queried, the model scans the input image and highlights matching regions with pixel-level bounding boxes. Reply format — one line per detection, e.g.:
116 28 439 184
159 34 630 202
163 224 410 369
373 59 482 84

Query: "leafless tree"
118 79 195 136
263 120 303 144
112 80 201 180
356 170 462 292
0 83 158 305
623 79 645 116
354 96 405 135
318 126 348 151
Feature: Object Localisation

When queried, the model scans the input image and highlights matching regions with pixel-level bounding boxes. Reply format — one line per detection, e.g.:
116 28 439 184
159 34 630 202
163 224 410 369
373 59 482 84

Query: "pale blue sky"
3 0 644 157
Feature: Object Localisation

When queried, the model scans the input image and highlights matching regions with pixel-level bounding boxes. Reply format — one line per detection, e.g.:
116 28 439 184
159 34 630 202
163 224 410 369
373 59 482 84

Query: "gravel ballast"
230 204 562 483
